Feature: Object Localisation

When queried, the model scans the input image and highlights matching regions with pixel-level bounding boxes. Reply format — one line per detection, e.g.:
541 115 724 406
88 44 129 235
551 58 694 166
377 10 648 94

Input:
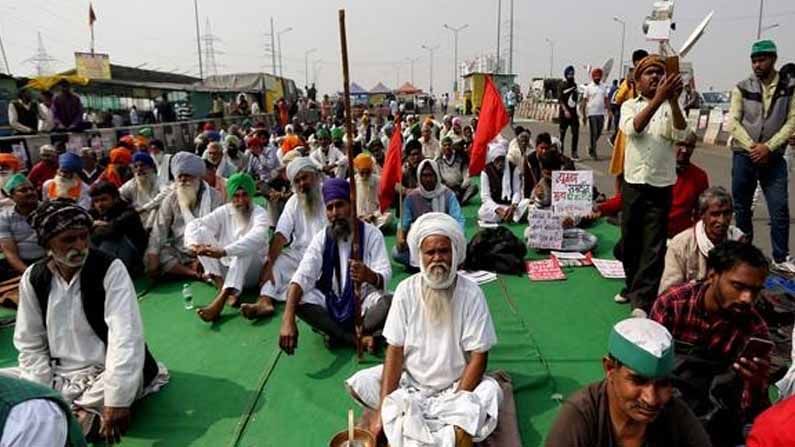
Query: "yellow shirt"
728 72 795 151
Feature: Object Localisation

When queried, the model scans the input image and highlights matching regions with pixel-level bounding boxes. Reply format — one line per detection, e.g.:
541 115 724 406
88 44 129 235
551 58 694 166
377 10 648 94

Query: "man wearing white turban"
479 136 525 223
393 159 465 268
146 152 225 280
240 157 326 319
346 212 502 447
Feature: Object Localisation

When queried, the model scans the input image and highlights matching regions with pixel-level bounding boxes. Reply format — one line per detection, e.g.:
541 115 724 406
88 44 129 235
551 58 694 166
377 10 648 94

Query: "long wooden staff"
338 9 364 360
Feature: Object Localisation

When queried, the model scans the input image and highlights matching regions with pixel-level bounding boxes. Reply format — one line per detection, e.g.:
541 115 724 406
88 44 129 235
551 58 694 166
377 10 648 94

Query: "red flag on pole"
468 76 510 176
378 121 403 212
89 3 97 25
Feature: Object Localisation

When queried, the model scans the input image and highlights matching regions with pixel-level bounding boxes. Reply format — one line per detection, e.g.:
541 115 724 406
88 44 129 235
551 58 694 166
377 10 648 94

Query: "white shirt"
275 194 326 256
383 274 497 392
41 179 91 210
0 399 67 446
291 222 391 311
151 152 173 185
14 259 145 407
119 176 169 229
191 203 270 257
421 138 441 160
310 146 347 172
620 96 690 187
583 82 608 117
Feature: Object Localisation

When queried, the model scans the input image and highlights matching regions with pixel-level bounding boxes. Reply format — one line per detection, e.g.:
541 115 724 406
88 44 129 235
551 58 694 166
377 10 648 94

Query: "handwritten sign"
592 258 626 279
526 209 563 250
551 170 593 217
526 258 566 281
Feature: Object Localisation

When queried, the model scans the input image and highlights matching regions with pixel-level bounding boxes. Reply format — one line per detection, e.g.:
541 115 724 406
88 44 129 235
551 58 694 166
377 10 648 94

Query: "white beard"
231 205 252 232
421 275 454 324
355 176 374 214
135 172 156 193
54 175 78 198
298 188 321 215
176 180 199 210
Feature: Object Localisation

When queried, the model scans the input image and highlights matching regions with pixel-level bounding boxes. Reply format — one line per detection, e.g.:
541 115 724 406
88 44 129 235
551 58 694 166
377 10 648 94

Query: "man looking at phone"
619 54 690 318
650 241 771 445
728 40 795 273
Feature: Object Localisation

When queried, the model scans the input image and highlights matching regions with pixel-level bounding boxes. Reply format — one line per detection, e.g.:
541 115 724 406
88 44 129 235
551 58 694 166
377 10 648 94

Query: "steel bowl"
329 428 377 447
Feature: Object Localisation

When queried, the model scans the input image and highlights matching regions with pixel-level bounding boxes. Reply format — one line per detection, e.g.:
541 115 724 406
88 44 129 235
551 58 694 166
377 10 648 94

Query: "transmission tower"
201 18 223 76
24 32 58 75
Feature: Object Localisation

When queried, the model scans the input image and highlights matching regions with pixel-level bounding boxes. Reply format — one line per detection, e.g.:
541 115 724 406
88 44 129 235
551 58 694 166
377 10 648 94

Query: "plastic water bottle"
182 283 194 310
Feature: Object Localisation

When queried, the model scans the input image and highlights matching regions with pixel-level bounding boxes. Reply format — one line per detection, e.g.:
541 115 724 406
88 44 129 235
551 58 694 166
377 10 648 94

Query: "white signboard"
527 209 563 250
551 170 594 217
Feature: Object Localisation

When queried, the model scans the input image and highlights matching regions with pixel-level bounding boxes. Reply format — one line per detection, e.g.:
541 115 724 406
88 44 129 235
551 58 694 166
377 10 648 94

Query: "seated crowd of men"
0 52 793 445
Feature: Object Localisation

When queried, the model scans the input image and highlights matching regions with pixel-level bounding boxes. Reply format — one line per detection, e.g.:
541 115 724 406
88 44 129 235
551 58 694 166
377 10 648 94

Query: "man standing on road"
619 55 688 318
728 40 795 273
582 68 609 160
559 66 580 161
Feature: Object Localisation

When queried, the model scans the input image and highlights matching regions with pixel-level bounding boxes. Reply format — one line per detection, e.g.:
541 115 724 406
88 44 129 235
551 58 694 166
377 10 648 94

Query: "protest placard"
526 209 563 250
551 170 594 217
592 258 626 279
526 258 566 281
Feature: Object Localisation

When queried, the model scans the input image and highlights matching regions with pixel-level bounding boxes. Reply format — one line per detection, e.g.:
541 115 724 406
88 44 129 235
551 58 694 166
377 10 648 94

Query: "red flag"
378 121 403 212
89 3 97 25
468 76 509 176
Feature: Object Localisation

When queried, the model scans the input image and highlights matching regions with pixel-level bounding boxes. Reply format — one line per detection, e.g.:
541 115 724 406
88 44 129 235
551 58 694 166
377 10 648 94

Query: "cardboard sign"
592 258 626 279
526 259 566 281
527 209 563 250
551 170 594 217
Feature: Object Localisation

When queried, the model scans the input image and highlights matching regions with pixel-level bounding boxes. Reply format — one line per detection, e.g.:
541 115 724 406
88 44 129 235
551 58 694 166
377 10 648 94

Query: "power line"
23 31 58 75
202 17 223 76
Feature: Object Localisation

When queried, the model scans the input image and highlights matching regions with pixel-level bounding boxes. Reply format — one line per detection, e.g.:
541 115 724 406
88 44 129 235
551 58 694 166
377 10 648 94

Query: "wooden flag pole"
338 9 364 361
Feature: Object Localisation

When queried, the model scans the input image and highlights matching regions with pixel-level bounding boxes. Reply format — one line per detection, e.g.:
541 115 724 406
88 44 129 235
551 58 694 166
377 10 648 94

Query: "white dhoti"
185 221 266 292
0 363 170 415
259 250 301 301
478 198 530 224
345 365 502 447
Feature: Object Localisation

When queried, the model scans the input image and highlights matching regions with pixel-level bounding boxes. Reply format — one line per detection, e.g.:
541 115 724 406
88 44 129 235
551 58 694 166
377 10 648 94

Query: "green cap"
608 318 674 379
316 128 331 140
226 172 256 198
138 127 154 138
2 173 30 196
330 127 344 141
751 40 777 57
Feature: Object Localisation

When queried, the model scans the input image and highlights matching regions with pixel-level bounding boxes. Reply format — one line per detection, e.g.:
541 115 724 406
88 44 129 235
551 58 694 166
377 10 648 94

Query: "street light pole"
443 23 469 95
269 18 277 76
304 48 317 88
277 27 293 78
406 56 420 85
193 0 204 80
496 0 502 73
421 44 439 94
756 0 764 39
613 17 626 79
545 38 554 78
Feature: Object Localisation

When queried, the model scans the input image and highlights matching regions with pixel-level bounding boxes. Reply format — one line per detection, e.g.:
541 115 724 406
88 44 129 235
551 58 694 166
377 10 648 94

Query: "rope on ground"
495 276 563 404
228 347 284 447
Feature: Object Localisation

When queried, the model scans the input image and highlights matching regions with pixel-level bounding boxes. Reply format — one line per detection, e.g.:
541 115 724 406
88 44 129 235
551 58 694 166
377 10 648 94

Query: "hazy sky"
1 0 793 95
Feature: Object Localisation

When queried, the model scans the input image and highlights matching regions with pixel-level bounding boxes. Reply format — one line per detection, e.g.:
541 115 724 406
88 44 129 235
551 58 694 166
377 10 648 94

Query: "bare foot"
361 335 376 353
197 293 225 322
240 296 275 319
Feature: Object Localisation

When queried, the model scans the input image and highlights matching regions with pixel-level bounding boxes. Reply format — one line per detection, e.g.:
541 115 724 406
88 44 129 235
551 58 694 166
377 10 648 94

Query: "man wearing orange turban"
98 147 133 188
353 153 394 232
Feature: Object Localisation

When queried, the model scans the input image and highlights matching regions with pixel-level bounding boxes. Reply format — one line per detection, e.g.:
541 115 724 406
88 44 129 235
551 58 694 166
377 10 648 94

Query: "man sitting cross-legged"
187 173 271 322
345 212 502 446
546 318 710 446
353 153 394 231
240 157 326 319
278 178 392 352
42 153 91 210
0 175 46 277
1 200 169 443
146 152 225 281
659 187 745 294
119 152 169 231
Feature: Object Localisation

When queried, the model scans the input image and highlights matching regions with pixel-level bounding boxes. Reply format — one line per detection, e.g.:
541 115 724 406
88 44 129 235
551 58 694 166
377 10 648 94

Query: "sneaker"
571 154 581 162
630 308 648 319
772 258 795 275
614 293 628 303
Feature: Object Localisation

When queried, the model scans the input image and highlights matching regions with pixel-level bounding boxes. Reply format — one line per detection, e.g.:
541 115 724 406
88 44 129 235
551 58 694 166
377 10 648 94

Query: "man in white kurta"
188 173 270 322
2 200 168 442
478 137 527 223
345 213 502 447
310 128 348 179
278 178 392 352
119 151 169 230
240 157 326 319
353 153 394 232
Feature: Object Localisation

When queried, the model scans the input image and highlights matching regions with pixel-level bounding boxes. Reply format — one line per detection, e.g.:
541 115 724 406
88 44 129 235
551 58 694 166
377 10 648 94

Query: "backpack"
464 227 527 275
28 250 160 388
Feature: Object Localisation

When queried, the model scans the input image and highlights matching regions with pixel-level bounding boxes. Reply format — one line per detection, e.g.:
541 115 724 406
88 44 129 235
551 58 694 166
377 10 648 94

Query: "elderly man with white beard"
145 152 224 281
478 137 527 224
184 173 270 322
353 153 394 232
310 128 348 179
278 178 392 353
239 157 326 319
119 152 169 231
41 153 91 210
345 212 502 447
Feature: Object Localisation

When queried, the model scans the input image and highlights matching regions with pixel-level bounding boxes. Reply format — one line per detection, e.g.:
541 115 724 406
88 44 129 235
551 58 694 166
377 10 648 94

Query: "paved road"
512 118 795 259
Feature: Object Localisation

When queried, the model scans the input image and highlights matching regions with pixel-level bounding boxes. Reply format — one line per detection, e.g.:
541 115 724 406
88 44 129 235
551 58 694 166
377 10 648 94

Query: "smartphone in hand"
738 337 774 361
665 56 680 77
